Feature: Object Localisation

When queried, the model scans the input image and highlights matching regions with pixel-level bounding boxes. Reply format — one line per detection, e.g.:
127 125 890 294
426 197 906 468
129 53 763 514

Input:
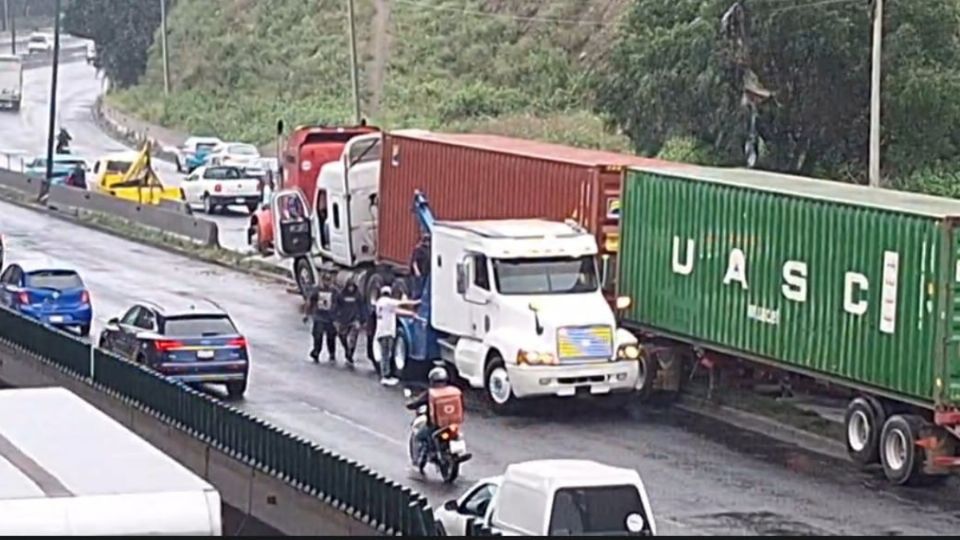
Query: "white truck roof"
502 459 643 491
435 219 598 258
0 387 221 535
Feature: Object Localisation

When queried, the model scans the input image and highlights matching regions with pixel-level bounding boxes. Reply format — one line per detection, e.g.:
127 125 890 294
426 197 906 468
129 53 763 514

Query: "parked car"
98 298 250 398
181 165 263 214
26 33 53 54
0 259 92 336
24 154 89 185
204 142 260 168
435 459 657 536
175 136 223 173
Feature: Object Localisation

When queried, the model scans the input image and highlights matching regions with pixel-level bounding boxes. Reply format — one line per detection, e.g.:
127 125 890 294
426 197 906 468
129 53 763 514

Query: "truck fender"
614 327 640 350
480 326 535 371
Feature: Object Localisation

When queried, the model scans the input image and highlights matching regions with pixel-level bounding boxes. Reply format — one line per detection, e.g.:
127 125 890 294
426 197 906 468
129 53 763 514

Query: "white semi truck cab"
424 207 643 412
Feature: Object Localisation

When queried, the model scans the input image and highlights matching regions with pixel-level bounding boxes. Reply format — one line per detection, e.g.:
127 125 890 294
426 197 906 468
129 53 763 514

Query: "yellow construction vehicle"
90 142 183 205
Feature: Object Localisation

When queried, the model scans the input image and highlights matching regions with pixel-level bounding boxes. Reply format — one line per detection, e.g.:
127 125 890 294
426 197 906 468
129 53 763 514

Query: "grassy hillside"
110 0 633 151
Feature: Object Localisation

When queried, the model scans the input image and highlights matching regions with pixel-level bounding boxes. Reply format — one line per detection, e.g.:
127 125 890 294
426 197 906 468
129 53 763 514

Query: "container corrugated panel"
377 130 662 267
618 163 960 408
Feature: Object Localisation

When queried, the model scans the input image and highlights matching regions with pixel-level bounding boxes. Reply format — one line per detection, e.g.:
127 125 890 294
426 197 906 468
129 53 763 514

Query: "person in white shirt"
374 285 419 386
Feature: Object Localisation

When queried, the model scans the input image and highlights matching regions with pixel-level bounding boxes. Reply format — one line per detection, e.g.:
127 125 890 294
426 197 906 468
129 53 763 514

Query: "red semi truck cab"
248 123 380 253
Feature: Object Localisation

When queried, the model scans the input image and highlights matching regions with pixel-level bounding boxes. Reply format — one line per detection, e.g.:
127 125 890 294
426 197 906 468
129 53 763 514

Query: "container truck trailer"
617 162 960 486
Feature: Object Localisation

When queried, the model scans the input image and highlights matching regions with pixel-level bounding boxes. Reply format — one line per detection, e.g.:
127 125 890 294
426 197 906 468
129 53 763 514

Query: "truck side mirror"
456 263 467 295
276 119 284 135
528 302 544 336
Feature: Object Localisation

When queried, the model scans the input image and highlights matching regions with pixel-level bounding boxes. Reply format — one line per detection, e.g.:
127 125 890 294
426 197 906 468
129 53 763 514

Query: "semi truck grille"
557 325 613 361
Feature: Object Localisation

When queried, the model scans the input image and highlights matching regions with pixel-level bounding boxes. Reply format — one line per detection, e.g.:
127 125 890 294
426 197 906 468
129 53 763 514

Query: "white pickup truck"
435 459 657 536
0 54 23 111
181 164 262 214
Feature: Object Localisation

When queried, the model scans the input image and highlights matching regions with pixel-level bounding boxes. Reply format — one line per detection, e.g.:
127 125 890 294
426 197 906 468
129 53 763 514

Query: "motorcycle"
407 402 471 484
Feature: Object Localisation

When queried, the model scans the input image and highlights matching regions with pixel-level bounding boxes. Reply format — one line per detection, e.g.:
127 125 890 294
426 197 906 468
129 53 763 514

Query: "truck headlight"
615 296 632 310
517 350 557 366
617 344 641 360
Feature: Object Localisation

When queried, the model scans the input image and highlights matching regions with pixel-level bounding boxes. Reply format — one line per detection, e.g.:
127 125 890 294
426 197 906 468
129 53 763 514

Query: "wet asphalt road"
0 61 255 253
3 53 960 537
3 203 960 535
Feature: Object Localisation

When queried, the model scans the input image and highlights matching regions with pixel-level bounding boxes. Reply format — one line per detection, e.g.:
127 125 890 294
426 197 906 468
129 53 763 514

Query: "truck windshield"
548 485 647 536
493 256 598 295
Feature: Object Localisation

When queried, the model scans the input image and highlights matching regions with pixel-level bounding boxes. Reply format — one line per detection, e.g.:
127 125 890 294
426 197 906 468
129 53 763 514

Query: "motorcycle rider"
334 281 363 366
405 367 462 473
56 127 72 154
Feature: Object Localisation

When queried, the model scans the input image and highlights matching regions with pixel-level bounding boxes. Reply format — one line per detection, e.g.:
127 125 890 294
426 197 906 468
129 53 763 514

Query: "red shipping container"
377 130 665 284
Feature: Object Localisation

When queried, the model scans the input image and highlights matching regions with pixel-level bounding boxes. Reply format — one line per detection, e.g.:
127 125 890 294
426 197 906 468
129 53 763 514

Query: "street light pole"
346 0 361 124
8 0 15 56
40 0 62 202
160 0 170 95
868 0 883 187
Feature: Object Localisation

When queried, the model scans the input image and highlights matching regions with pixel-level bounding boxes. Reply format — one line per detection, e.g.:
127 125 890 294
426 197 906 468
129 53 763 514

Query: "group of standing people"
304 276 418 387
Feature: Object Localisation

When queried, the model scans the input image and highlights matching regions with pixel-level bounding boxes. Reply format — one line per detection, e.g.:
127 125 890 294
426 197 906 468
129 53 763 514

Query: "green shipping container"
618 164 960 410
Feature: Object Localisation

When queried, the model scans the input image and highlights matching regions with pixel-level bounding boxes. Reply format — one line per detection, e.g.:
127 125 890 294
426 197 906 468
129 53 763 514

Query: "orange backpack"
428 386 464 429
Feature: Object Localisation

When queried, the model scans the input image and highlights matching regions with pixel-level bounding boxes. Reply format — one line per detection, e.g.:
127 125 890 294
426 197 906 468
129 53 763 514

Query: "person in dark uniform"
303 275 337 362
334 281 363 366
410 234 431 299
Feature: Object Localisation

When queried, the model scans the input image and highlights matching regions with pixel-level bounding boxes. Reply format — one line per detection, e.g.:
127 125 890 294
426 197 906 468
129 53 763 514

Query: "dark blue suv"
99 298 250 398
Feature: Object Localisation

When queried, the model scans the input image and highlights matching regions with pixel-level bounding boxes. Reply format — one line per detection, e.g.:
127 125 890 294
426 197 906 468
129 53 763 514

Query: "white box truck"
0 387 222 535
0 54 22 111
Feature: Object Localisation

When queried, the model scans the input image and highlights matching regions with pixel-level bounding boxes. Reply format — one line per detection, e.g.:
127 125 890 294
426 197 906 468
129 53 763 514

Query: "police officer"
334 281 363 365
304 274 337 362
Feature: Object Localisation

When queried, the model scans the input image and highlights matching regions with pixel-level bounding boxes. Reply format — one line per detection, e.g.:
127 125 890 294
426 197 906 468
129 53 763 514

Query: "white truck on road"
0 54 23 111
0 387 222 535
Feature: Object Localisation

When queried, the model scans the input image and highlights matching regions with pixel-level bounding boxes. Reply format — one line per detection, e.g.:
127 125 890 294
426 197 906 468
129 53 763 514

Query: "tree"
63 0 163 88
596 0 960 181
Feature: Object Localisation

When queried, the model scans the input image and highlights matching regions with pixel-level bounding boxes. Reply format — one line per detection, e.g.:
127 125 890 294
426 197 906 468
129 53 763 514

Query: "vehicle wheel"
394 332 408 373
97 334 109 350
635 348 659 402
176 158 183 173
226 379 247 400
407 430 420 468
203 195 217 215
484 355 516 415
294 257 318 297
391 276 411 300
364 271 390 306
135 354 147 366
845 396 883 466
880 414 927 485
78 325 91 338
439 458 460 484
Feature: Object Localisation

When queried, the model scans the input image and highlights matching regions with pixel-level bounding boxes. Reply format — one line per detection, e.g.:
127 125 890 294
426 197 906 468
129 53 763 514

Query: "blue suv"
98 298 250 399
0 260 93 336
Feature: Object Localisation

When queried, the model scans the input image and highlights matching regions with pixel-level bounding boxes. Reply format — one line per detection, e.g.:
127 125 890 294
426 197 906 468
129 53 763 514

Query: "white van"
436 459 656 536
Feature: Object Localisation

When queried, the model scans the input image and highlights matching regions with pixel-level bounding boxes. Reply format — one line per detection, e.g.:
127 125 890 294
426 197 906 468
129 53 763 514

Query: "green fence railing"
0 306 437 536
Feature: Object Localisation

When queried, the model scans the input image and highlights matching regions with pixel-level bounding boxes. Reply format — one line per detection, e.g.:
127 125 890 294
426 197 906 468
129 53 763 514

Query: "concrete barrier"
0 342 379 536
46 185 219 247
0 169 39 193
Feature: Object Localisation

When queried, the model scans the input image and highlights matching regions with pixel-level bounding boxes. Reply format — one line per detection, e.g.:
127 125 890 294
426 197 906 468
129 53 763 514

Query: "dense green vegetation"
106 0 630 150
93 0 960 189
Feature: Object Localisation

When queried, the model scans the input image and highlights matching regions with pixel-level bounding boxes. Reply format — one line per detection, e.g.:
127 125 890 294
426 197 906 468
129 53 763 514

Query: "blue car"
24 154 89 185
0 260 93 336
98 298 249 399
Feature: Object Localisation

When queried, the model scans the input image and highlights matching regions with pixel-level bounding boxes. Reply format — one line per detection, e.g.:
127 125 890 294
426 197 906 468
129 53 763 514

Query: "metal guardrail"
0 306 439 536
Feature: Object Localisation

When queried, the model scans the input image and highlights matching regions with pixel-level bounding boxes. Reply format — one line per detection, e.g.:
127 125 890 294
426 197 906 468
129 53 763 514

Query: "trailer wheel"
880 414 928 485
364 271 390 306
845 397 883 466
391 276 412 300
635 348 659 402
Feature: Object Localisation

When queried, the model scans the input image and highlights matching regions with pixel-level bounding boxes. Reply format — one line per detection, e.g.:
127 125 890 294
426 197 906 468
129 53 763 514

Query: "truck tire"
391 276 412 300
294 257 318 297
364 271 390 306
484 355 516 415
845 396 884 466
880 414 927 485
635 349 659 402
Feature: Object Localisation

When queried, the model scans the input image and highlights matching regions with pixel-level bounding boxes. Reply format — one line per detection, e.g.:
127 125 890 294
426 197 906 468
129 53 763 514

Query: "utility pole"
8 0 14 56
41 0 61 202
160 0 170 95
868 0 883 187
2 0 6 33
346 0 361 124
